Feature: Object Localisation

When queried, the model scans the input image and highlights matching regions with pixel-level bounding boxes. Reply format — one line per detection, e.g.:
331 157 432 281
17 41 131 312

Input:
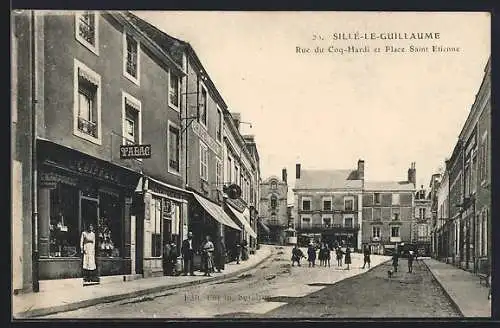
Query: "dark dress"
307 245 317 262
344 248 352 265
214 240 226 271
291 248 304 262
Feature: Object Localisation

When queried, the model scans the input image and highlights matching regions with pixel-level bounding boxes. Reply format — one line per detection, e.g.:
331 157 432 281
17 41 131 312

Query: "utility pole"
31 10 39 292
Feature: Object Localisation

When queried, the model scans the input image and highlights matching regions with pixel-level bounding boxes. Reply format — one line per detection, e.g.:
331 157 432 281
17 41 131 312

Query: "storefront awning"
192 193 241 231
258 220 270 233
226 203 257 239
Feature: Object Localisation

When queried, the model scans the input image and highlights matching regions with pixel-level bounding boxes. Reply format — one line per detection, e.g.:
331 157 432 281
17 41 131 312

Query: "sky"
135 11 490 202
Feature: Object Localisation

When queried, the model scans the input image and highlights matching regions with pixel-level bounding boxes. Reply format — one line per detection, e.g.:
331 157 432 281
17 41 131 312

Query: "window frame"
150 196 163 258
73 59 102 145
121 91 142 146
75 11 99 55
374 193 381 205
167 120 181 175
344 196 354 211
301 196 312 211
199 141 209 181
199 81 208 128
322 215 332 227
343 215 354 228
122 31 140 86
391 193 400 206
300 215 312 227
270 194 278 210
216 158 223 190
216 105 223 142
391 226 400 238
480 131 489 186
168 70 181 111
322 197 332 211
372 226 381 238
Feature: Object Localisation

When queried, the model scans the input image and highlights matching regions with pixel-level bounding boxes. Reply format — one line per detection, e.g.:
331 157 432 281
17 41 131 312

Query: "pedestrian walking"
181 231 195 276
241 239 249 261
162 239 172 276
392 250 399 273
214 237 226 273
291 244 305 266
362 245 371 269
408 250 414 273
201 235 215 277
307 243 317 267
336 247 343 267
344 246 352 270
80 223 98 285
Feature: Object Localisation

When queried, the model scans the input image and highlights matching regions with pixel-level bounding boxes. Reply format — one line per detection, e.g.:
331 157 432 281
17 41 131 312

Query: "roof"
295 169 362 190
364 181 415 191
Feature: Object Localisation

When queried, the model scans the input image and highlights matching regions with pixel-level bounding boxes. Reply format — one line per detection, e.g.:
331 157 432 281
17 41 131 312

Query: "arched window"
271 195 278 209
271 180 277 190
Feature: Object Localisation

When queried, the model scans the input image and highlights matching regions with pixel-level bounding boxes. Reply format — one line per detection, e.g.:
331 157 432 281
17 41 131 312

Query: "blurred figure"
408 250 415 273
392 250 399 273
201 235 214 277
362 245 371 269
214 237 226 273
291 244 305 267
344 246 352 270
181 232 195 276
307 243 317 267
336 247 344 267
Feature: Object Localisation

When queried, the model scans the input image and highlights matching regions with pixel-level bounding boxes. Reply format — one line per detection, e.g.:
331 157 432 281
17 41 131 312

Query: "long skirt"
203 253 214 272
214 253 226 270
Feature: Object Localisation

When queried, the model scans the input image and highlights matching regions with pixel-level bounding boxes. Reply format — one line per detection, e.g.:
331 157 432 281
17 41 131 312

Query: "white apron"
80 231 97 270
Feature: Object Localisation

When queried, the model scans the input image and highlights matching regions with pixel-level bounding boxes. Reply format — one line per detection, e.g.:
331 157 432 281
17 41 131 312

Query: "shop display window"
49 183 79 257
98 192 123 257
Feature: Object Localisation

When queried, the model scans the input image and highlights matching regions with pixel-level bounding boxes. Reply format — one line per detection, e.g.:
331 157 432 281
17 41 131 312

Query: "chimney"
231 112 241 131
408 162 416 186
357 159 365 180
296 164 301 179
282 168 287 183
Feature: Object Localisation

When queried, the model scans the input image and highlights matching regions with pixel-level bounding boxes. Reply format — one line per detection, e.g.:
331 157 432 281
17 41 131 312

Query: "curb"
420 259 464 318
15 248 274 319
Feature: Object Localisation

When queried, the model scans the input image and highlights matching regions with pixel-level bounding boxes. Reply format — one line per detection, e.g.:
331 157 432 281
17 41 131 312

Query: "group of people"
391 249 418 274
292 242 365 270
164 231 250 277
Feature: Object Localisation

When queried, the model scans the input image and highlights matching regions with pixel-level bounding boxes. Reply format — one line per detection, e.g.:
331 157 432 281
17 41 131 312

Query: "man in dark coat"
163 240 172 276
214 237 226 273
362 245 371 269
181 231 195 276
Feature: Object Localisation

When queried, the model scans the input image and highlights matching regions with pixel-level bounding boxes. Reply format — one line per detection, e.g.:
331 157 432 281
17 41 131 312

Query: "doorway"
80 195 99 278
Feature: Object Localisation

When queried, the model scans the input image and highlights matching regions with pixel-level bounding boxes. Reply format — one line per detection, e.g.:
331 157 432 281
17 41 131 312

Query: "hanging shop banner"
120 144 152 159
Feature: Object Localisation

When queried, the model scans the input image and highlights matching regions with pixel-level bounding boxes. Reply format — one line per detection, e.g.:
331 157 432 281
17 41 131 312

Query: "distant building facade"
414 185 432 256
259 169 288 244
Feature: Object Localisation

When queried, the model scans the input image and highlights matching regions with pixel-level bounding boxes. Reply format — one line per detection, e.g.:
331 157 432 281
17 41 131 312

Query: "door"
80 196 99 276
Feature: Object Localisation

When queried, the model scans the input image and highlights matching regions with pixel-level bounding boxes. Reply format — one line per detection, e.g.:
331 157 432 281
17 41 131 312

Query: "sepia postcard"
11 10 492 320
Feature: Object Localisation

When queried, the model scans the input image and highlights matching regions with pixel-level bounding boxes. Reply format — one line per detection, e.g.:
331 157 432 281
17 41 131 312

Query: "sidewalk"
422 258 491 318
13 245 273 319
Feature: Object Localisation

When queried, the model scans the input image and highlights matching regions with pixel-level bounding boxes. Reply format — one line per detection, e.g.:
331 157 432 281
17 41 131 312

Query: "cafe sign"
120 144 152 159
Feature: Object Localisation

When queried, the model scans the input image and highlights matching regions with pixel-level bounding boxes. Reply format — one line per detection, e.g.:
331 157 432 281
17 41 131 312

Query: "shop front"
136 177 187 277
37 140 140 280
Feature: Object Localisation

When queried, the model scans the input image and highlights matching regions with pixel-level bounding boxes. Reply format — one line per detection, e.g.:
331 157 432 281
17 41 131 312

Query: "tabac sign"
120 144 152 159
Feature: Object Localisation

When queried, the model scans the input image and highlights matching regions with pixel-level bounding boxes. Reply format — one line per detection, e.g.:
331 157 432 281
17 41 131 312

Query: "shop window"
151 196 162 257
169 72 180 110
168 122 180 173
98 192 122 257
49 184 79 257
123 32 140 85
75 11 98 55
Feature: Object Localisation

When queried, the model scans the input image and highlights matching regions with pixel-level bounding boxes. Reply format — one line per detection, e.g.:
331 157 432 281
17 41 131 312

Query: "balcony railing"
77 117 97 138
298 223 360 231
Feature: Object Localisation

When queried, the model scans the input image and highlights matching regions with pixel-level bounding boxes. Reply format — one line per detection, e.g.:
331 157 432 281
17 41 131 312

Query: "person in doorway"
408 250 415 273
234 240 242 264
307 243 317 267
291 244 305 266
163 239 172 276
362 245 371 269
214 237 226 273
201 235 215 277
181 232 195 276
336 247 344 267
169 241 179 276
80 223 97 284
344 245 352 270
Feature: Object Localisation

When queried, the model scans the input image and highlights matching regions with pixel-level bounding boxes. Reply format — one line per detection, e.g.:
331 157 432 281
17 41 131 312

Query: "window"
74 59 101 144
122 92 141 146
471 152 477 194
302 198 311 211
374 193 381 205
344 197 354 211
391 226 400 238
392 193 400 205
99 191 122 257
234 165 239 185
169 72 180 110
75 12 98 55
227 156 232 183
123 32 140 85
372 226 381 238
322 216 332 227
301 216 311 227
419 208 426 219
168 122 180 173
481 209 488 256
344 216 353 228
200 142 208 181
271 181 277 190
270 195 278 209
49 183 79 257
418 224 427 238
216 107 223 142
199 84 208 126
323 198 332 211
392 208 400 221
373 208 381 221
480 133 488 184
151 197 162 257
216 159 222 190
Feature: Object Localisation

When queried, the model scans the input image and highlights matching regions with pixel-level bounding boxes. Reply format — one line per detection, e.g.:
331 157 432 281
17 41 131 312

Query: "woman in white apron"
80 223 97 284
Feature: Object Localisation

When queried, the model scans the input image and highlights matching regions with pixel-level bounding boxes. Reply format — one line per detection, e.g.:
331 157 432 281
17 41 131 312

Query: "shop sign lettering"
192 121 221 156
70 159 120 184
120 144 152 159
